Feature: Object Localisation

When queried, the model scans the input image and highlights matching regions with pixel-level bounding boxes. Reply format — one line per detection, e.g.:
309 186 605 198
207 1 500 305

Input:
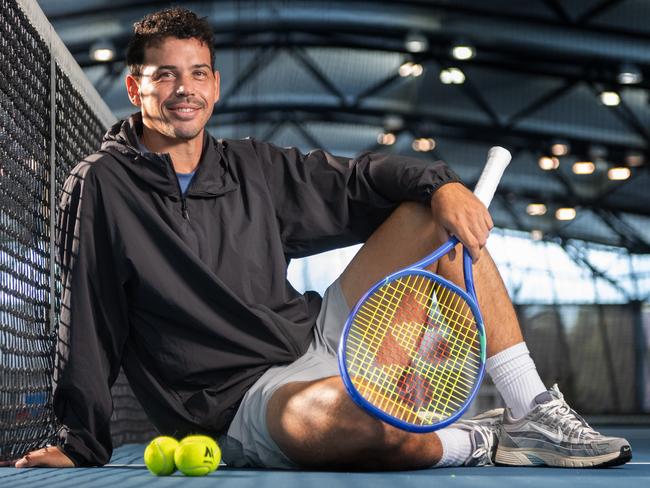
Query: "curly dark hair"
126 7 215 77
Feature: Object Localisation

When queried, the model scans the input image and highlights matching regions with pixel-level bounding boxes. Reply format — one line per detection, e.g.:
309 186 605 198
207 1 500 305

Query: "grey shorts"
218 278 350 468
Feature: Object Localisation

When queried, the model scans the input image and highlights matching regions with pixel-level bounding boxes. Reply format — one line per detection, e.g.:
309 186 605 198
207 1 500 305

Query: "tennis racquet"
337 146 511 432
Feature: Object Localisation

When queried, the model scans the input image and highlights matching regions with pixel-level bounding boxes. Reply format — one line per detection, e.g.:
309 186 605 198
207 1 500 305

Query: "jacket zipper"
181 198 190 221
164 154 190 221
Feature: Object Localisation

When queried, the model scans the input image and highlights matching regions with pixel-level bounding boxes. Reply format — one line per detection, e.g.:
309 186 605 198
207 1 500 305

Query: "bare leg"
339 201 523 356
267 376 442 470
268 202 522 468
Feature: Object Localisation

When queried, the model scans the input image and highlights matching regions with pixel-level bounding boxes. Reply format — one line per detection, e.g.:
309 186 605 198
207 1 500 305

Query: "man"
13 7 630 470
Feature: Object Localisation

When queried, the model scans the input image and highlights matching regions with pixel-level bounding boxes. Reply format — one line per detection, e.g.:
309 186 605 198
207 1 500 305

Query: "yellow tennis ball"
174 435 221 476
144 436 179 476
179 435 218 448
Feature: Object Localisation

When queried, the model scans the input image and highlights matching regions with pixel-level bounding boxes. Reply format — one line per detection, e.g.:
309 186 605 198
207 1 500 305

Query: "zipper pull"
181 198 190 221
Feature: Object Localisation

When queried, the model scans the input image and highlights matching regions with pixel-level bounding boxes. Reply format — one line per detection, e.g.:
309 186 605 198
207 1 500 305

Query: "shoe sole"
495 446 632 468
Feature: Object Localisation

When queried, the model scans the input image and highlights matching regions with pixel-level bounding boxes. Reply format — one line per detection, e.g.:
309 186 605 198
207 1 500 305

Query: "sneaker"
455 408 504 466
495 384 632 467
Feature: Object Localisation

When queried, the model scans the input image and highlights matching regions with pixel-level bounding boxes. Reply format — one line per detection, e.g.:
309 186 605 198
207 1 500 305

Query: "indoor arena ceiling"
37 0 650 253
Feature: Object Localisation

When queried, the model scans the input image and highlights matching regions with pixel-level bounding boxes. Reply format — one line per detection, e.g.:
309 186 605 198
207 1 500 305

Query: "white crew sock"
433 427 472 467
486 342 547 419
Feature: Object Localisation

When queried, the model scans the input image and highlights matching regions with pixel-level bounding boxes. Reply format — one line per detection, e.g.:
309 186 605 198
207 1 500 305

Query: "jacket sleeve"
52 162 129 466
251 140 462 258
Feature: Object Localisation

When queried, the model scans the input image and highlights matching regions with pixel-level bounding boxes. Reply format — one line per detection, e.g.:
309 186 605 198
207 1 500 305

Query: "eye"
155 71 175 80
194 70 208 78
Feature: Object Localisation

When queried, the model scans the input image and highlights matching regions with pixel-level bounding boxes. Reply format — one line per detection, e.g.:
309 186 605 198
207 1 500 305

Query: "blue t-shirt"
176 171 196 195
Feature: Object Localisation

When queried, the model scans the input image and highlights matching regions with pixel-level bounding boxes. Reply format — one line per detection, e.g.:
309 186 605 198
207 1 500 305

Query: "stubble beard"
171 124 203 141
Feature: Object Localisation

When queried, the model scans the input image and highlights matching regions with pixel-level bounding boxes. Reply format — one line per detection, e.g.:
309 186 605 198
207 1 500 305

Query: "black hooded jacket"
53 113 461 466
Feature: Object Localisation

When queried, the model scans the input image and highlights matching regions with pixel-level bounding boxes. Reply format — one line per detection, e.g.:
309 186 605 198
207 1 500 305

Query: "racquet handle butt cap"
487 146 511 165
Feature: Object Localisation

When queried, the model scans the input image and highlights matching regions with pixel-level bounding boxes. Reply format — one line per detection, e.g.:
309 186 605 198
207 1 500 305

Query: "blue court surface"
1 428 648 487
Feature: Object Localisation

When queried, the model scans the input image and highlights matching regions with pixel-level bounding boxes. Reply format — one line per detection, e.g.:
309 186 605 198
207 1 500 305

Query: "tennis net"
0 0 155 462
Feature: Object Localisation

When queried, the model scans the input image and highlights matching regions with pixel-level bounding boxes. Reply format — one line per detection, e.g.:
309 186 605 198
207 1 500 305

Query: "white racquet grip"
472 146 512 208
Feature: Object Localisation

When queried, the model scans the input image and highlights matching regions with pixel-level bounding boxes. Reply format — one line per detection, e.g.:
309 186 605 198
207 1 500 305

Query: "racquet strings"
345 273 482 426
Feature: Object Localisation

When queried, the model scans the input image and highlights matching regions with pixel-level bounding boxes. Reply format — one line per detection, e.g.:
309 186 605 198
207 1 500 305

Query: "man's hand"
429 182 493 262
0 446 75 468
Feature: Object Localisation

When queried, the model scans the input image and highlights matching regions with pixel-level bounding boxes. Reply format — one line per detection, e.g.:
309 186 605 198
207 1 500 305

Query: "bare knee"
339 201 448 307
267 377 414 467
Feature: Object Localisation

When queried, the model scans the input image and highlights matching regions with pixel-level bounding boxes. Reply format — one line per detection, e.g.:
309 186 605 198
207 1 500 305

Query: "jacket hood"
99 113 237 199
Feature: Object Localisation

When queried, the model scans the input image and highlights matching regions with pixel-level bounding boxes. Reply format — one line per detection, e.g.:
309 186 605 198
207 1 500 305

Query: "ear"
213 70 220 103
125 74 142 107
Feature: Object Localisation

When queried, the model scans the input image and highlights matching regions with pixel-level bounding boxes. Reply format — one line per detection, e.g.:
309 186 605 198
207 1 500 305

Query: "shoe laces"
468 423 496 464
541 399 599 440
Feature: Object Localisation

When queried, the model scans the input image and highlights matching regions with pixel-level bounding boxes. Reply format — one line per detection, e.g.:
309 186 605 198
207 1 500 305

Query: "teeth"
174 108 195 112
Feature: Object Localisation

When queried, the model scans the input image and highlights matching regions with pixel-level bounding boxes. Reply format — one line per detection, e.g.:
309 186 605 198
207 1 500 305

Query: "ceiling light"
608 167 631 180
399 62 414 77
555 208 576 221
617 64 643 85
538 156 560 170
526 203 547 216
600 91 620 106
377 132 396 145
439 67 465 84
405 32 429 53
451 44 475 60
550 142 570 157
90 39 115 62
412 138 436 152
399 62 424 77
625 151 644 167
572 161 595 175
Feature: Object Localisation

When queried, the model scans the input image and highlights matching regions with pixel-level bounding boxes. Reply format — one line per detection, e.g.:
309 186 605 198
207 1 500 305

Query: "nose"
175 73 196 97
175 84 193 97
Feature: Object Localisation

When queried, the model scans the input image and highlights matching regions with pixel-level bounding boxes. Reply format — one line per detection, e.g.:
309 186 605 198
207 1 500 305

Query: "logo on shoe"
528 423 564 443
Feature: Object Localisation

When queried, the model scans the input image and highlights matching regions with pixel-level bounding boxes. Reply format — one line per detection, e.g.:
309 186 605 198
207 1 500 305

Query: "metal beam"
504 80 578 129
563 241 632 299
218 46 278 109
208 101 650 167
287 47 348 107
576 0 625 25
541 0 572 23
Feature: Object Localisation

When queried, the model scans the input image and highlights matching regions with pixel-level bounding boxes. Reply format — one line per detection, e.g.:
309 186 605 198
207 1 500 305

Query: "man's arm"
15 162 130 467
251 140 490 258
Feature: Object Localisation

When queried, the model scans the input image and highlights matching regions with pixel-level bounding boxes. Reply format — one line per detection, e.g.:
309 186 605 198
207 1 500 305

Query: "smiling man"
11 7 631 471
126 34 220 172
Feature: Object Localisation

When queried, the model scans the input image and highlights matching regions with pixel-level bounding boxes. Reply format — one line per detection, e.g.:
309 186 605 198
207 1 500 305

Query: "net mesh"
520 303 644 414
345 272 484 428
0 0 54 461
0 0 154 462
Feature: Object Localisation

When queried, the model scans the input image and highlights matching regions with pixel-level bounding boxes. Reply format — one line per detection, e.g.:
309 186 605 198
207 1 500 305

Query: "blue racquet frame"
337 146 511 433
337 238 486 432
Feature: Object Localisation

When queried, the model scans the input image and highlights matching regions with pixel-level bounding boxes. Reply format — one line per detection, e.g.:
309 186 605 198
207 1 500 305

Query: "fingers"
14 456 32 468
444 207 491 262
430 182 494 262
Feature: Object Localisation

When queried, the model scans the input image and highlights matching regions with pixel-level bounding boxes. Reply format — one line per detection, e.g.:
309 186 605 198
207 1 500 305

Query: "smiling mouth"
171 107 197 113
168 106 201 112
166 105 204 121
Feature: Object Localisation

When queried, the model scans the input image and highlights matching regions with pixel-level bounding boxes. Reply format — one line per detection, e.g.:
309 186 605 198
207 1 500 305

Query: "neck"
141 125 204 173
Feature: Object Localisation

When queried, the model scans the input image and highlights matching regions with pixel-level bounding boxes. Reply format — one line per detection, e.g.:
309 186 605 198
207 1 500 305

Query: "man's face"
126 37 220 141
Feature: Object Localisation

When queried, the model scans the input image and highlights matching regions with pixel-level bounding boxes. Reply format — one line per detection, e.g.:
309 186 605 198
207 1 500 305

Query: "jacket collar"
100 113 238 198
